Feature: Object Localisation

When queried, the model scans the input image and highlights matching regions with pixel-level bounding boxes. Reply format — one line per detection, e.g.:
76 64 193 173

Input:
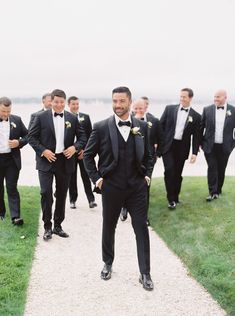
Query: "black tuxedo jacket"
83 115 154 184
7 115 28 170
200 104 235 155
160 104 201 159
78 112 92 141
28 109 87 173
28 109 44 130
146 112 164 157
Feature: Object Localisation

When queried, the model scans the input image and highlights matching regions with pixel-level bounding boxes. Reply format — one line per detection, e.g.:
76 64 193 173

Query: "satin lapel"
64 111 68 142
108 116 118 161
173 105 180 129
47 110 56 136
9 116 15 139
132 117 144 162
224 104 231 127
183 107 192 130
211 105 216 132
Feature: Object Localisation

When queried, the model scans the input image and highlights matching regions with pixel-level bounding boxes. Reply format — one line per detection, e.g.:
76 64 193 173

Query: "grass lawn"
0 186 40 316
149 176 235 316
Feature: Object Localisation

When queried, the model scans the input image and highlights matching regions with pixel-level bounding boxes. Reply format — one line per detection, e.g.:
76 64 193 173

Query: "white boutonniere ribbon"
147 121 152 128
11 122 16 129
79 116 85 122
65 121 71 128
226 110 232 117
188 116 193 123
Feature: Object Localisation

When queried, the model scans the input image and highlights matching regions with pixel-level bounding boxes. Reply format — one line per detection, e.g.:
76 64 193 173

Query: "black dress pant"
162 140 186 202
69 159 94 203
101 179 150 274
38 154 71 230
0 153 20 219
204 144 230 195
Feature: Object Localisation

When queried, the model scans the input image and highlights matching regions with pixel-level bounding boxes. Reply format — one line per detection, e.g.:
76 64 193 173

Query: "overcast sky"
1 0 235 99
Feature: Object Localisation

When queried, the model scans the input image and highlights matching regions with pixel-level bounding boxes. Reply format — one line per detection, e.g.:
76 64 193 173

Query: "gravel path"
24 190 225 316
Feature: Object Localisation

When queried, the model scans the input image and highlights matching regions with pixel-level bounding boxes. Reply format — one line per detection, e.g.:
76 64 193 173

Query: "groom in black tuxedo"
0 97 28 224
28 89 86 240
160 88 201 209
84 86 154 291
200 90 235 201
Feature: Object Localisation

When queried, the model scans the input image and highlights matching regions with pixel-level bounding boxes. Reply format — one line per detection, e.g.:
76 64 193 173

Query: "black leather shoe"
139 273 154 291
53 227 69 238
70 202 76 209
12 217 24 226
89 201 97 208
43 229 52 240
206 194 219 202
101 264 112 280
120 207 128 221
168 201 176 210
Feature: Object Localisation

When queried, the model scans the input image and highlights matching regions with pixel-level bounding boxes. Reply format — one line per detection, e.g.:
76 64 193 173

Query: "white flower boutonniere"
11 122 16 129
65 121 71 129
79 116 85 122
188 116 193 123
131 127 142 136
226 110 232 117
147 121 152 128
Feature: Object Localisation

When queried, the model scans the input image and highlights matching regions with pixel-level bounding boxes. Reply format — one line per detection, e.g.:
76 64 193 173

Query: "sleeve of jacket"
18 118 28 148
143 124 154 178
154 119 164 157
192 112 201 155
73 119 87 152
199 108 206 147
83 123 101 184
28 115 47 156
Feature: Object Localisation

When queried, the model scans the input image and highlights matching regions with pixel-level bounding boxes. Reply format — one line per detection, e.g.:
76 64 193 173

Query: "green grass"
149 176 235 316
0 186 40 316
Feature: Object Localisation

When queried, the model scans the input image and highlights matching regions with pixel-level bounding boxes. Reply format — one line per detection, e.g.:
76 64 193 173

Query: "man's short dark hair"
0 97 12 107
42 93 51 101
68 96 79 104
141 96 149 101
51 89 66 100
112 86 132 100
181 88 194 98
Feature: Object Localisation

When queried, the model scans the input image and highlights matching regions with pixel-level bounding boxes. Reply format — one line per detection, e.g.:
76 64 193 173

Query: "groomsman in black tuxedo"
160 88 201 210
84 86 154 291
28 93 52 130
28 89 86 240
67 96 97 209
0 97 28 224
200 90 235 201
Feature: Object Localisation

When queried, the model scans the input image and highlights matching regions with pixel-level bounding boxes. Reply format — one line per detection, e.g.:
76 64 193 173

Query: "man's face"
180 91 192 107
51 96 65 113
214 91 227 107
68 99 79 114
0 104 11 120
143 99 149 111
43 96 52 110
134 103 146 119
112 93 131 119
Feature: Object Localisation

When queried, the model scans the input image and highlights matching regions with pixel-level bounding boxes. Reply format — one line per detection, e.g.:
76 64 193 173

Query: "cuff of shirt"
96 178 103 187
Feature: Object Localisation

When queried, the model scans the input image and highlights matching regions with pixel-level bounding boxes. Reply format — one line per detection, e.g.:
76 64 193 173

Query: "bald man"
200 90 235 201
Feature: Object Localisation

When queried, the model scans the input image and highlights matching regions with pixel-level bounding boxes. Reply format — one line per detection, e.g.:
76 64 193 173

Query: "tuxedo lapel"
108 116 118 161
211 105 216 132
183 107 192 130
224 104 232 127
132 117 144 162
9 116 17 139
47 110 56 136
173 105 179 129
64 111 69 142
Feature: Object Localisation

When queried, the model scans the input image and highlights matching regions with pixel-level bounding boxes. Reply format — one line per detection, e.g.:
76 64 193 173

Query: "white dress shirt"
174 105 190 140
115 114 131 142
215 104 227 144
0 120 11 153
52 110 65 154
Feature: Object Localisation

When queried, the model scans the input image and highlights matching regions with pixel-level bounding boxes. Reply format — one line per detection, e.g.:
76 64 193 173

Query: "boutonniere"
79 116 85 122
226 110 232 117
131 127 142 136
147 121 152 128
11 122 16 129
188 116 193 123
65 121 71 128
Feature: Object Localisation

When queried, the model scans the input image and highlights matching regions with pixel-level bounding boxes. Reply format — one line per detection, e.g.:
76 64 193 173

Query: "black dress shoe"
52 227 69 238
168 201 176 210
12 217 24 226
120 207 128 221
89 201 97 208
70 202 76 209
43 229 52 240
139 273 154 291
101 264 112 280
206 194 219 202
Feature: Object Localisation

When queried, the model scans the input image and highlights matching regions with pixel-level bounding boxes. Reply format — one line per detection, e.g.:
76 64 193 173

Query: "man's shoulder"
93 116 112 128
165 104 179 111
79 112 90 118
146 112 159 122
190 107 201 118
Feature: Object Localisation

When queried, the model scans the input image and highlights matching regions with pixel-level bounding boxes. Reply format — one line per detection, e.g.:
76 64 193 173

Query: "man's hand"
42 149 56 163
145 176 151 186
190 154 197 164
8 139 19 148
96 178 103 190
78 149 84 160
63 146 76 159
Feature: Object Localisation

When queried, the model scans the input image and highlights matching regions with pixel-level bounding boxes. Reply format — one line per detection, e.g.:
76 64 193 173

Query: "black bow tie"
181 107 189 112
0 118 8 122
54 112 63 117
140 117 145 121
217 106 224 110
118 120 131 127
